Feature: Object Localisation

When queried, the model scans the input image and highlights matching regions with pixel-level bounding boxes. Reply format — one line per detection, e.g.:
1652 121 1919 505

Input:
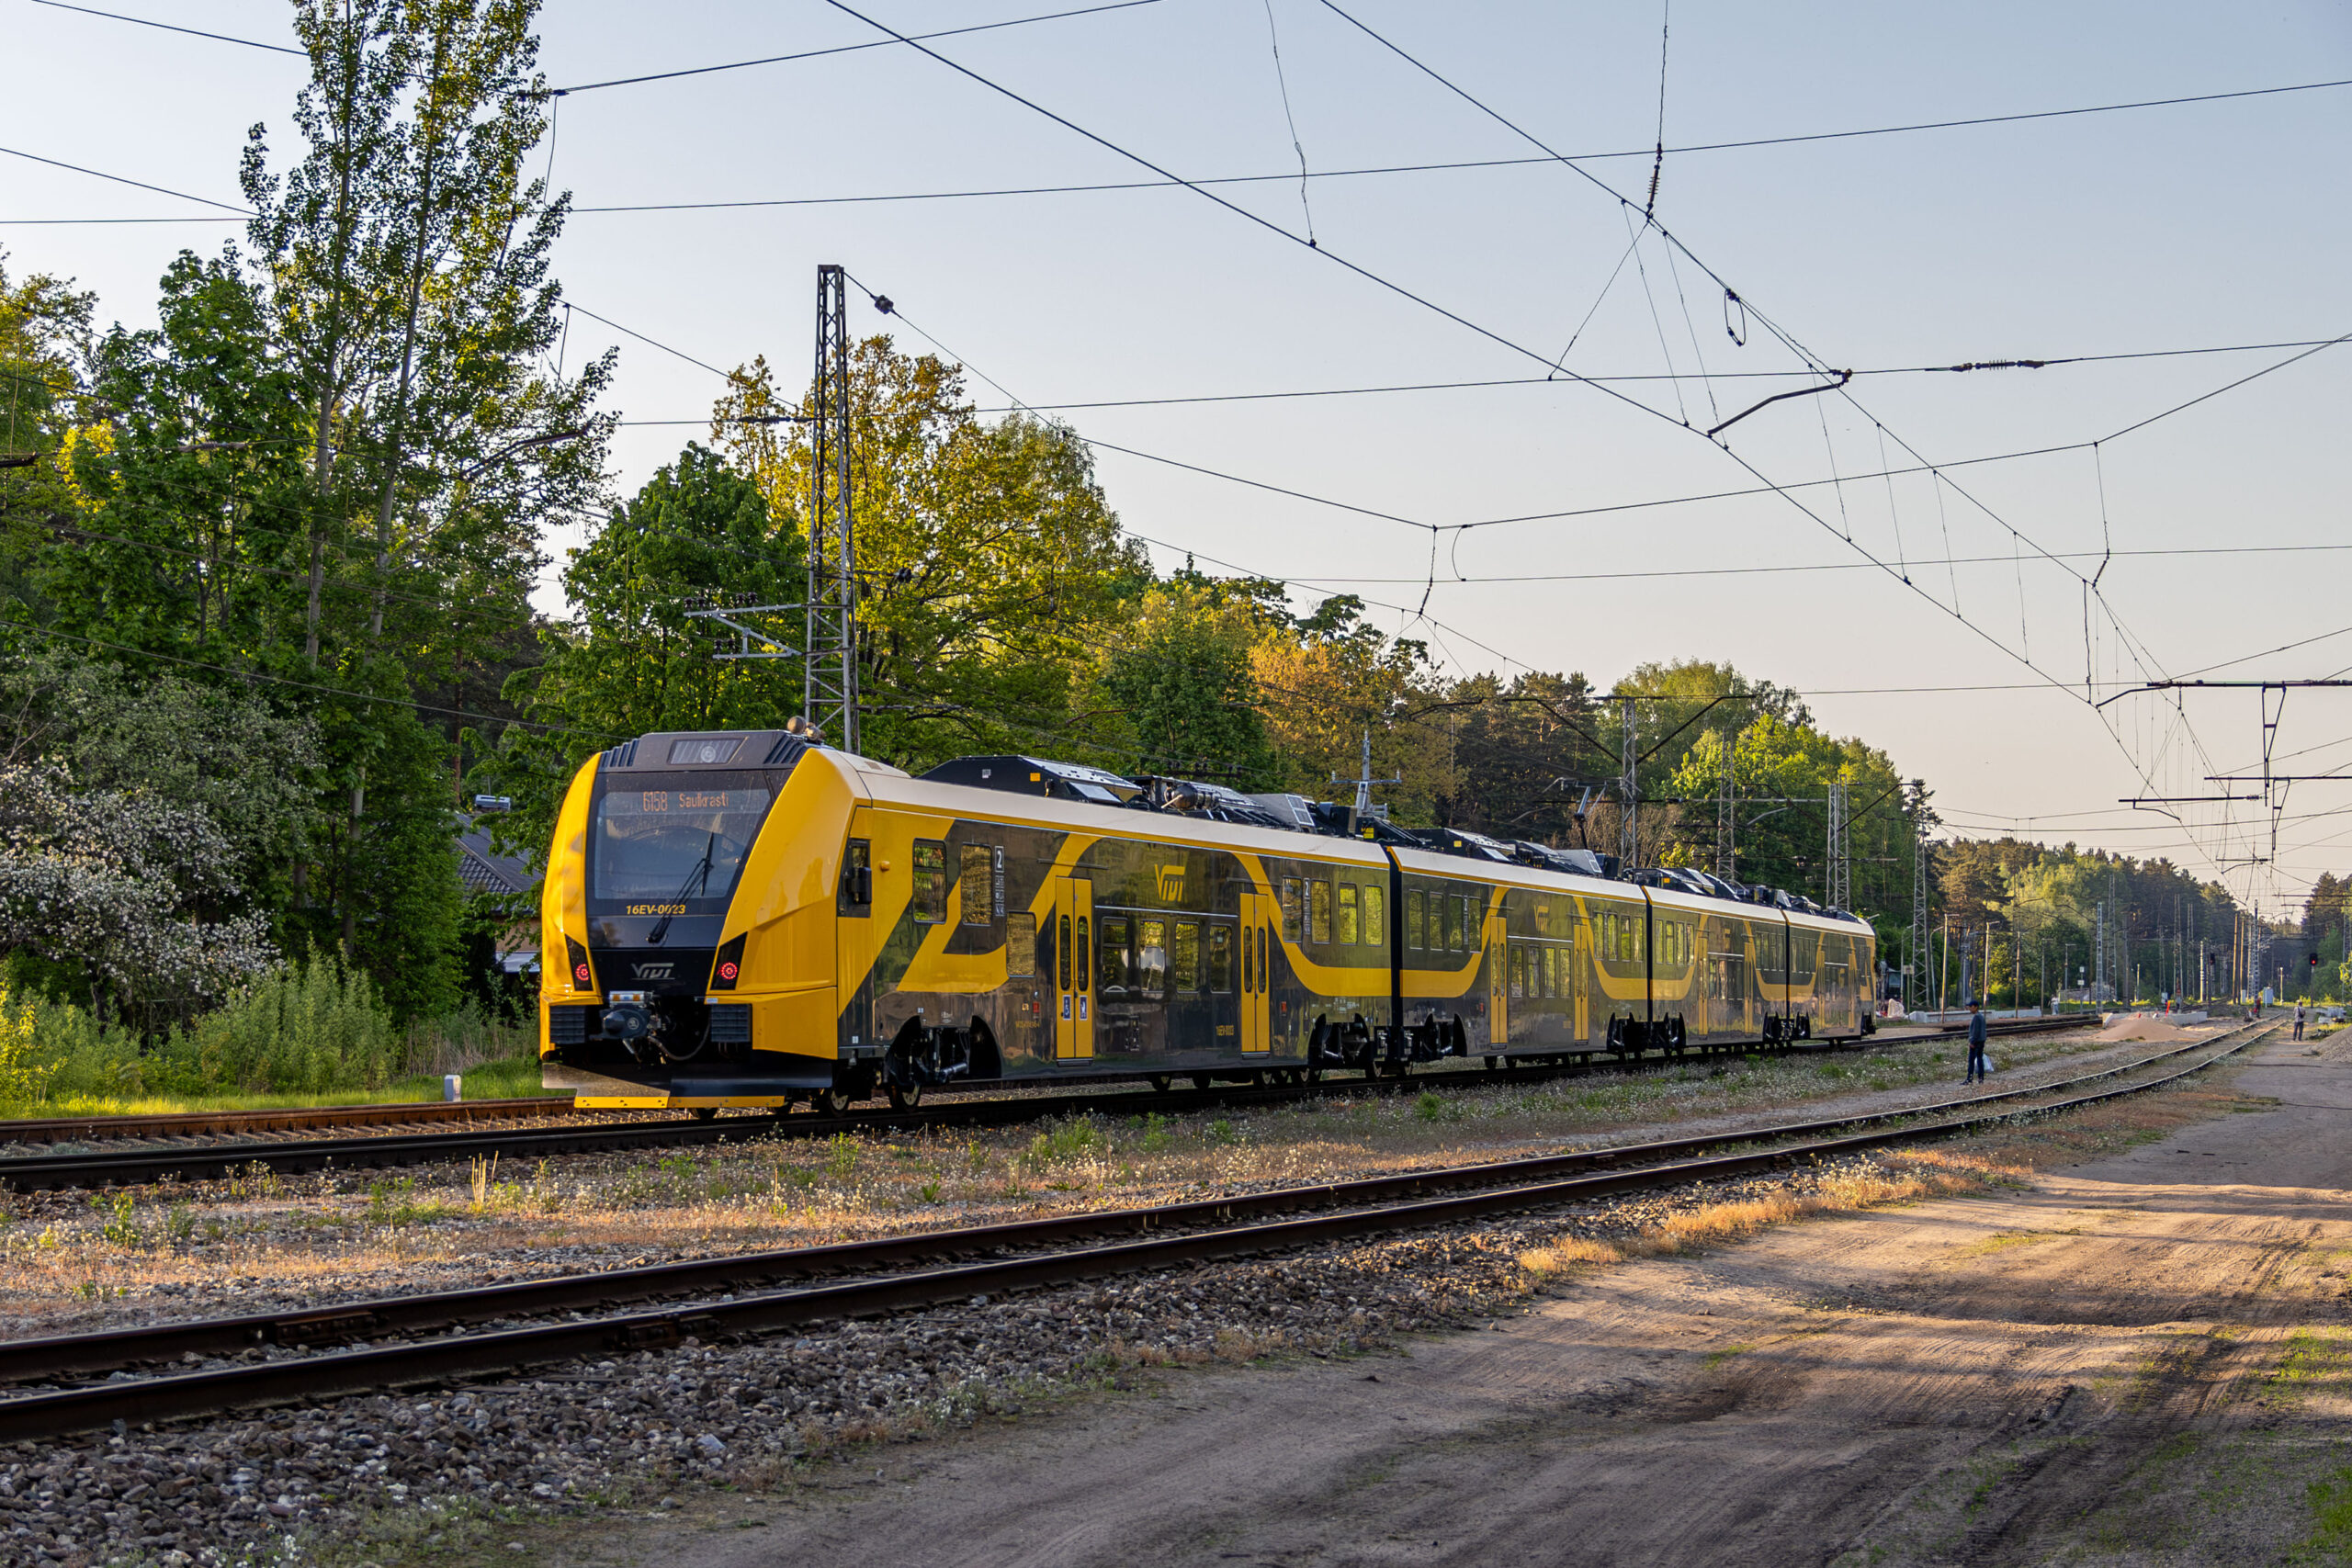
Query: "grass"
0 1052 548 1119
1955 1230 2060 1258
2307 1467 2352 1558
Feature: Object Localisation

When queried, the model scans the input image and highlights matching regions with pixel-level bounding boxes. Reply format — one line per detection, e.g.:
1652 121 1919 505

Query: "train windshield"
589 771 777 912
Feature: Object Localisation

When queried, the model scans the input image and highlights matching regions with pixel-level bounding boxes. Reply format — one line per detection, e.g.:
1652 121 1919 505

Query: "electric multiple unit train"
538 729 1876 1111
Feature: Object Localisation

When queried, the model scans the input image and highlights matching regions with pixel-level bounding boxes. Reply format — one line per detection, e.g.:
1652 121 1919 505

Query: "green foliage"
0 983 59 1108
479 442 799 857
152 950 403 1095
1017 1119 1105 1173
1093 578 1280 785
711 341 1147 771
0 979 139 1105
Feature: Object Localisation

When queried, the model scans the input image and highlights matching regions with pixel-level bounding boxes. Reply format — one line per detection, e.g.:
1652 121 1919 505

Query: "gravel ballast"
0 1153 1911 1567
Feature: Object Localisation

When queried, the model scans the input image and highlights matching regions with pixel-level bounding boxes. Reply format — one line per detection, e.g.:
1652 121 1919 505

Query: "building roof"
458 826 537 898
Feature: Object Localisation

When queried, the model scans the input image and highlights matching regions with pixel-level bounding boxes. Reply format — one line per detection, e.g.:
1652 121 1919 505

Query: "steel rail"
0 1019 2272 1440
0 1097 578 1146
0 1017 2076 1191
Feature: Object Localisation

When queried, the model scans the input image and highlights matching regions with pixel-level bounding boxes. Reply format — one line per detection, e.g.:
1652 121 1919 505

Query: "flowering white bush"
0 761 278 1008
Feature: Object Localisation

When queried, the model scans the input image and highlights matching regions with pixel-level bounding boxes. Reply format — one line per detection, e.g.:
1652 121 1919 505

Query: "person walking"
1965 999 1990 1084
2295 1001 2306 1042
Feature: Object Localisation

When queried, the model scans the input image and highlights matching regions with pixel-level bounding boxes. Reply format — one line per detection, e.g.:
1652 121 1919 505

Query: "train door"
1574 918 1589 1043
1488 900 1509 1045
1239 891 1272 1054
1053 877 1095 1060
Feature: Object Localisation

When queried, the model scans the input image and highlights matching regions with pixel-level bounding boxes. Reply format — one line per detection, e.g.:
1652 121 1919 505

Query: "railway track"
0 1016 2080 1191
0 1016 2271 1443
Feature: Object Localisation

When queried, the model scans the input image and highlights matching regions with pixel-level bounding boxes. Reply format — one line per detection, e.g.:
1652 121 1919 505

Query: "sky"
5 0 2349 915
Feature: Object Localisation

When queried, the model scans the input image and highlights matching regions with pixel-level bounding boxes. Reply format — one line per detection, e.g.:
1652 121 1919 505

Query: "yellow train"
539 730 1876 1111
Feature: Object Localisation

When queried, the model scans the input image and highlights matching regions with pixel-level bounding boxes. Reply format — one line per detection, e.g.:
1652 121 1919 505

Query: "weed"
826 1134 862 1179
1205 1119 1240 1146
469 1153 499 1210
164 1202 196 1245
1017 1120 1105 1174
367 1176 447 1229
1702 1342 1753 1370
1137 1113 1172 1154
1414 1091 1450 1122
917 1179 944 1204
100 1191 140 1248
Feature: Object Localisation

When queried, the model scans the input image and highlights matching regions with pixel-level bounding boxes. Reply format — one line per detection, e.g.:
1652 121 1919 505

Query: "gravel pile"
0 1154 1893 1567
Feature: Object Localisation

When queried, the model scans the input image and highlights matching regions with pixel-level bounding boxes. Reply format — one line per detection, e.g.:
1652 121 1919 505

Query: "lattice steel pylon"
1618 699 1638 869
1714 731 1734 881
805 265 859 754
1825 779 1851 911
1910 814 1930 1009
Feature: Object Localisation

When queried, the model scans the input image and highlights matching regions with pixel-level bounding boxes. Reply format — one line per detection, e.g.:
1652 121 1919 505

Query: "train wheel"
1483 1055 1498 1070
1192 1072 1214 1091
887 1080 923 1111
1148 1075 1172 1094
809 1088 845 1118
689 1107 718 1122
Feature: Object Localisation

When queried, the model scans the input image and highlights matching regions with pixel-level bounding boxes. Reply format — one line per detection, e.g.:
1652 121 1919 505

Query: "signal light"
574 963 592 986
718 961 739 982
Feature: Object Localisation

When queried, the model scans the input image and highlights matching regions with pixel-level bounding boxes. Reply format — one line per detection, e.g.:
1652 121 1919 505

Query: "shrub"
0 980 139 1105
150 949 402 1095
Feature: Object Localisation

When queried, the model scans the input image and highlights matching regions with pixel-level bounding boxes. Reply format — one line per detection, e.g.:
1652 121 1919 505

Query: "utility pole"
1331 729 1400 837
1619 699 1637 870
806 264 859 753
2095 902 2106 1002
1910 809 1930 1011
1715 730 1735 881
1824 780 1850 910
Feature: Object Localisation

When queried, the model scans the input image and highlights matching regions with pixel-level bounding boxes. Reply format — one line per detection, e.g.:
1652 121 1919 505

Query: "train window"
1007 912 1036 976
1445 896 1464 953
959 845 993 926
1364 886 1386 948
1543 945 1558 998
1238 923 1252 992
1098 917 1131 994
1260 925 1271 989
1659 922 1676 965
912 840 948 922
1138 919 1169 998
1337 884 1359 945
1406 889 1424 950
838 839 871 912
1310 881 1332 945
1509 944 1524 999
1076 916 1091 996
1057 914 1071 988
1209 925 1233 992
1173 922 1200 990
1281 879 1303 942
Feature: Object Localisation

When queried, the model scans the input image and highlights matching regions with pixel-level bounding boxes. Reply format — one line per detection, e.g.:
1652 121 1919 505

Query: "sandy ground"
564 1026 2352 1568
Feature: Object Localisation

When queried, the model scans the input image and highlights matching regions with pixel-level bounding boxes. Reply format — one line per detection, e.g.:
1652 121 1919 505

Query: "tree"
711 339 1145 769
1092 576 1281 784
1249 594 1428 809
0 0 613 1018
481 442 800 860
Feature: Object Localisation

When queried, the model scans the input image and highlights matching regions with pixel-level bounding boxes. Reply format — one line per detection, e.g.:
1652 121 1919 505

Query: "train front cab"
539 731 882 1111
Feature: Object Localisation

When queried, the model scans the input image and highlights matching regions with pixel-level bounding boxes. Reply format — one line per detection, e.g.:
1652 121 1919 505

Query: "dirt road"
609 1031 2352 1566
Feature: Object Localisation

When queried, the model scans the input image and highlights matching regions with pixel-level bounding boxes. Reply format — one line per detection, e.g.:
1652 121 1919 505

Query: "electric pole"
1824 779 1850 910
1715 730 1735 882
806 264 859 753
1619 699 1637 870
1910 806 1929 1011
